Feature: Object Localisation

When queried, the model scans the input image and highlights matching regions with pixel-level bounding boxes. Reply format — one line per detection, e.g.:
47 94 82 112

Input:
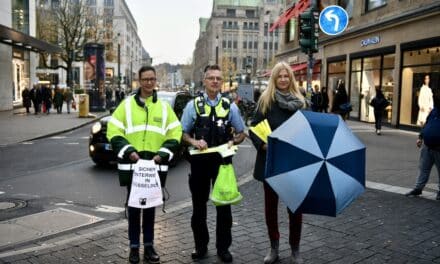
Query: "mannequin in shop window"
417 74 433 126
331 79 350 120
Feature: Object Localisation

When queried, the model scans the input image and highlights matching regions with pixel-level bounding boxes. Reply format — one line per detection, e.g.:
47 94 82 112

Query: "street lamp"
215 35 219 65
117 33 121 92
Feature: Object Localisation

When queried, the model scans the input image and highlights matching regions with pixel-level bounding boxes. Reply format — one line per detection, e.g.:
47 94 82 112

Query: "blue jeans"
415 145 440 190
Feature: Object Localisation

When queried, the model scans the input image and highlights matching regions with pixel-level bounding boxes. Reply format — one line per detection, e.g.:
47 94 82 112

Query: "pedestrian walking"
53 86 64 114
107 66 182 264
180 64 246 263
249 61 307 264
42 85 52 114
63 88 74 114
417 74 433 126
405 88 440 200
30 84 42 114
320 86 329 113
369 88 389 135
21 87 32 113
310 84 322 112
331 79 350 120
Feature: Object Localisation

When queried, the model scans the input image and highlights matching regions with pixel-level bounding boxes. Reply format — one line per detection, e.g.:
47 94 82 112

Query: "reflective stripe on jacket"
107 93 182 186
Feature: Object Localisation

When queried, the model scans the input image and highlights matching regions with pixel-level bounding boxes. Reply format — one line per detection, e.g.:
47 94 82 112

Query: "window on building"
227 9 236 17
104 0 114 6
274 43 278 50
228 21 233 28
401 46 440 126
249 41 253 49
222 40 226 48
244 22 248 29
264 23 268 36
366 0 387 11
246 10 255 18
223 21 227 28
243 41 247 49
269 42 273 49
86 0 96 5
233 41 237 49
234 21 238 29
228 40 232 48
255 22 259 30
285 19 296 43
338 0 353 17
12 0 30 34
264 42 268 49
254 41 258 49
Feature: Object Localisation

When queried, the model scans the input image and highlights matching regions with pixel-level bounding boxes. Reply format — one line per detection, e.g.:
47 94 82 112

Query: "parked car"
89 90 193 167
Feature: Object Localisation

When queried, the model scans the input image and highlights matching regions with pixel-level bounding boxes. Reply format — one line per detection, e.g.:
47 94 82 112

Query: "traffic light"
299 8 319 54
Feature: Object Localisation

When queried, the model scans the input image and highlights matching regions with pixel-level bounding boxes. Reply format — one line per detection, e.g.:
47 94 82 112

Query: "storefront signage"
361 36 380 47
288 56 298 64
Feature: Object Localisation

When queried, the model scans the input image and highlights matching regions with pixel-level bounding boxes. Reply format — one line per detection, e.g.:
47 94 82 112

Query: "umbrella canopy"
265 110 366 217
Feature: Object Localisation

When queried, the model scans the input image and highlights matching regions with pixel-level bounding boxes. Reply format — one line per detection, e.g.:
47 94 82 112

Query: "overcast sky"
125 0 214 65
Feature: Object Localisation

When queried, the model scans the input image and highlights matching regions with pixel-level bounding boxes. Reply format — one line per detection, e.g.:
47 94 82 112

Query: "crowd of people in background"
23 85 76 115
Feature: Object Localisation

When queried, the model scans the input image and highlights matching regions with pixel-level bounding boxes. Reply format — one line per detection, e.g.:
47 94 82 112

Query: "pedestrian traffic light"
299 8 319 54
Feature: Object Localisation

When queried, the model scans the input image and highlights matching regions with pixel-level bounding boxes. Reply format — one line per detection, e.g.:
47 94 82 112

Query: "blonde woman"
249 62 306 264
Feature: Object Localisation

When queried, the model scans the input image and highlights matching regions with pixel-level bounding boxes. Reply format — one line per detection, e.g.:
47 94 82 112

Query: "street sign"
319 5 348 36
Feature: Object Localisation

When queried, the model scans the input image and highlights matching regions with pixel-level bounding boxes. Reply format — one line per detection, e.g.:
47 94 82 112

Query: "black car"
89 90 193 167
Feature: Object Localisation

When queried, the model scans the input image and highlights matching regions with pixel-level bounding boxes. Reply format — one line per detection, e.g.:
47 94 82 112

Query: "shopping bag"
128 159 163 209
72 101 77 110
210 164 243 206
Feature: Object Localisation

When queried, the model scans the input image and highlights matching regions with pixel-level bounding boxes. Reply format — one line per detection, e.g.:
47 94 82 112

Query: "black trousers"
374 110 383 130
188 153 232 252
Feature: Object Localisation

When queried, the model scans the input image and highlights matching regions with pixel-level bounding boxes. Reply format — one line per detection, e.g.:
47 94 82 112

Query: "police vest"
193 96 233 147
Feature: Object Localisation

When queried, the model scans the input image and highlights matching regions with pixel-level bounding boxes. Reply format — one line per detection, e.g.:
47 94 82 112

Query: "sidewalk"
0 105 108 146
0 114 439 263
0 172 439 263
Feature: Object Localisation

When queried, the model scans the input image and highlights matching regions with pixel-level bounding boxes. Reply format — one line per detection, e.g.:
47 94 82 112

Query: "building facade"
192 0 285 90
36 0 148 93
274 0 440 128
0 0 61 111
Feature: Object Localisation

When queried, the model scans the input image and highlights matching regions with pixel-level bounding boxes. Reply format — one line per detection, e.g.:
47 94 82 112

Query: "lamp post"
215 35 219 65
117 33 121 92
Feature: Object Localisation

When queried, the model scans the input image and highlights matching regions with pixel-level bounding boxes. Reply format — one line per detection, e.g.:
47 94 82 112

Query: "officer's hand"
416 139 422 148
193 139 208 150
227 140 234 149
262 144 267 151
153 155 162 164
129 152 140 162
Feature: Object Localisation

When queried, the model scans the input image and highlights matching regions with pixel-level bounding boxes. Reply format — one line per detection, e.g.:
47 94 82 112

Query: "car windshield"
157 92 176 107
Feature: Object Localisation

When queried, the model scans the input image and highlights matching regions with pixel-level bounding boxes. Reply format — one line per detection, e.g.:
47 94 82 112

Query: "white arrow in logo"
325 9 339 31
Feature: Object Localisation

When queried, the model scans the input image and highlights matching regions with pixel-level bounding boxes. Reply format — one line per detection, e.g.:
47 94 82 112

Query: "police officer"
181 64 246 263
107 65 182 264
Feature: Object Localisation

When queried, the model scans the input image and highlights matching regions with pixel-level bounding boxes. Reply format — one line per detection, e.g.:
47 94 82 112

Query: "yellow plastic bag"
210 164 242 206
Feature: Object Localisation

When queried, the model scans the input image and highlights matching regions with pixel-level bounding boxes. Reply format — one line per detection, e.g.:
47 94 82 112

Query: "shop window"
400 46 440 126
328 60 347 113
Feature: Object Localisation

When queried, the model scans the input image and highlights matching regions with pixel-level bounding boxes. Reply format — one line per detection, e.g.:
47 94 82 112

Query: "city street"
0 110 439 263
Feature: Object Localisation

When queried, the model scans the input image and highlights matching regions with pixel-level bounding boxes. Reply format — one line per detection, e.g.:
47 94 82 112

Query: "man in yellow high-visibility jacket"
107 65 182 264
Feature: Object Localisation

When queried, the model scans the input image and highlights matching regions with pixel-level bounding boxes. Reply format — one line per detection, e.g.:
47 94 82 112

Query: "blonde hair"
257 61 305 115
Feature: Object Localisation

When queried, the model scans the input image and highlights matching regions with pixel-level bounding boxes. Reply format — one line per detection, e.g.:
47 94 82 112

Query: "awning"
0 24 63 54
269 0 310 32
291 60 321 74
259 59 321 78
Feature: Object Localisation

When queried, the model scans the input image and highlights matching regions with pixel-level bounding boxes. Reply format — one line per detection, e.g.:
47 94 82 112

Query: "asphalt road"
0 124 257 222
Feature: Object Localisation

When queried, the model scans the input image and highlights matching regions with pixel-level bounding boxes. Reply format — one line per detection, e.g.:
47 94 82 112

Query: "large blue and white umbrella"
265 110 366 217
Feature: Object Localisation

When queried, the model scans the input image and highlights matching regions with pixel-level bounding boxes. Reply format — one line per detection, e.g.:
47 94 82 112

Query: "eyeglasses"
140 77 156 82
205 76 223 82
